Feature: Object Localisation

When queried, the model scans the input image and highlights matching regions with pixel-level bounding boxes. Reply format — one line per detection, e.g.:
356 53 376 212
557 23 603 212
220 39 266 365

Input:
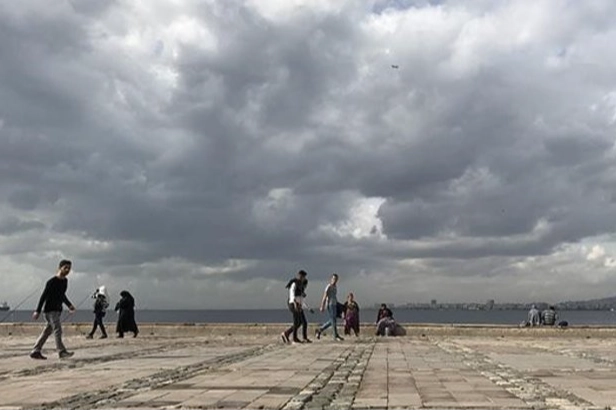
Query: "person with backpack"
281 270 307 344
86 286 109 339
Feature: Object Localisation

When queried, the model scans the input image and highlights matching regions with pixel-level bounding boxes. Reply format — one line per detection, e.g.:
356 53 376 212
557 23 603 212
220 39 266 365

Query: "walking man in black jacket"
30 259 76 359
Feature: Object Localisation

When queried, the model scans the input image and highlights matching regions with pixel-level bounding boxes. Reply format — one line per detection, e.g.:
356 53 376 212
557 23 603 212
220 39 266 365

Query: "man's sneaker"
85 334 93 339
30 352 47 360
99 335 108 339
315 329 321 340
335 336 345 342
59 350 74 359
291 338 303 344
280 333 289 344
302 338 312 343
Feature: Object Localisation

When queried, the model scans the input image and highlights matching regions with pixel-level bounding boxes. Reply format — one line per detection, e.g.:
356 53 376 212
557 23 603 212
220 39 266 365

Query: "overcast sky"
1 0 616 309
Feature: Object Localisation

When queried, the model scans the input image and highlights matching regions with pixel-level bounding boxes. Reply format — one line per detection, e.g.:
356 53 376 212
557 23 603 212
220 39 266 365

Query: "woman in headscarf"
343 292 360 337
115 290 138 338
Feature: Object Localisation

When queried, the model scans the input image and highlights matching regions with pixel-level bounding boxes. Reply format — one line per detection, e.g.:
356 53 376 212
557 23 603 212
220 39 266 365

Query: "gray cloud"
1 1 616 308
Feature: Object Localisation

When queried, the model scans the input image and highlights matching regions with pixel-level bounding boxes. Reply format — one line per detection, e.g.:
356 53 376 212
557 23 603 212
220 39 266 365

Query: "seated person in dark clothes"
375 304 396 336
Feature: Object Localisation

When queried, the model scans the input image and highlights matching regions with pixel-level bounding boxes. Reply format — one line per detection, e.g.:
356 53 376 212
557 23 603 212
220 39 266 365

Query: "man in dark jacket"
30 260 76 359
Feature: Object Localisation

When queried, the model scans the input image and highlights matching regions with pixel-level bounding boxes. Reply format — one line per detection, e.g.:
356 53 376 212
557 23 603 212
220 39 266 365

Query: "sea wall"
2 322 616 338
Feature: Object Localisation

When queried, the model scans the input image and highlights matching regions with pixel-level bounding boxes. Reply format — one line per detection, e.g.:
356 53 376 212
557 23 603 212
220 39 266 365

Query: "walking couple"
281 271 344 344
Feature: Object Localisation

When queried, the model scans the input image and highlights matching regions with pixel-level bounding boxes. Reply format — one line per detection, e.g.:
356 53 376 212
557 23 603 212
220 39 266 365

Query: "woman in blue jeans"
316 273 344 341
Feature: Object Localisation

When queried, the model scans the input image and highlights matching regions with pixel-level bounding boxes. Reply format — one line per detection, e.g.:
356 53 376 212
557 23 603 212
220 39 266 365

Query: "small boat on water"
0 301 9 311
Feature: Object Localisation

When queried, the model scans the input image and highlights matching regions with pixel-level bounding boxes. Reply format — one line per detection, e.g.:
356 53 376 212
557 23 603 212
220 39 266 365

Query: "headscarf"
120 290 135 306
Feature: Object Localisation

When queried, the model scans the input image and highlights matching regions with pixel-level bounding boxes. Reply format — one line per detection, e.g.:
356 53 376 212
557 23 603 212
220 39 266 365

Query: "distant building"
486 300 495 310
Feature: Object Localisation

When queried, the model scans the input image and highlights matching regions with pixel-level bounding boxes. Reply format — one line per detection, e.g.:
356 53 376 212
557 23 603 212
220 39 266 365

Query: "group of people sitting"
524 305 565 327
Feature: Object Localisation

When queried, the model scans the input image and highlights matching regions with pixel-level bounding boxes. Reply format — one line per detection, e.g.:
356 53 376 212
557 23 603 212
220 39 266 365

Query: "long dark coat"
115 291 138 335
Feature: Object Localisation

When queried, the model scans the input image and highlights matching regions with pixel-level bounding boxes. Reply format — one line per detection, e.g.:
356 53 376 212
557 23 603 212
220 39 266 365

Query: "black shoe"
85 334 93 339
292 338 303 344
30 352 47 360
302 338 312 343
59 350 74 359
117 334 124 339
280 333 289 344
335 336 344 341
100 335 108 339
133 332 138 338
315 329 321 340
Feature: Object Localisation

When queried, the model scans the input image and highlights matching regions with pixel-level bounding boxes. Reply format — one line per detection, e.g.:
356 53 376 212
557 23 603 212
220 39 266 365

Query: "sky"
1 0 616 309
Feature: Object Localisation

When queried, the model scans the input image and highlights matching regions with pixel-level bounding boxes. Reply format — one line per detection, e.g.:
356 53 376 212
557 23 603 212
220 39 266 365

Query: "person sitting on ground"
528 304 540 327
375 304 396 336
541 305 558 326
343 292 360 337
376 303 392 323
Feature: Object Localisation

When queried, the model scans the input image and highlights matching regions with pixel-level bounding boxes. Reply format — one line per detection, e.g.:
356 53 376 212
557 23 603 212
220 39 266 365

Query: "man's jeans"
319 302 340 339
32 311 66 353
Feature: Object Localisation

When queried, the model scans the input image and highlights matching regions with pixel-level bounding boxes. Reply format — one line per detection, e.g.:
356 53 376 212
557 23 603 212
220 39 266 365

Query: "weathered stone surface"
2 328 616 409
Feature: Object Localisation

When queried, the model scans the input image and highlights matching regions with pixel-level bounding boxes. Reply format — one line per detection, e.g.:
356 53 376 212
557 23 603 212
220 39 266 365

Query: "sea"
2 309 616 325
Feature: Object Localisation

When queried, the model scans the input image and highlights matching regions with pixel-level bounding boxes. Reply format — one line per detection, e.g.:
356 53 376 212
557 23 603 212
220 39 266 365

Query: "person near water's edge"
30 259 76 360
115 290 139 338
528 304 540 327
316 273 344 341
281 270 307 344
298 277 313 343
541 305 558 326
87 286 109 339
375 303 396 336
343 292 360 337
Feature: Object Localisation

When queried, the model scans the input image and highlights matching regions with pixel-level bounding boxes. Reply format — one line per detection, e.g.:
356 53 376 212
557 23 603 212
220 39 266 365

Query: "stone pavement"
2 329 616 409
